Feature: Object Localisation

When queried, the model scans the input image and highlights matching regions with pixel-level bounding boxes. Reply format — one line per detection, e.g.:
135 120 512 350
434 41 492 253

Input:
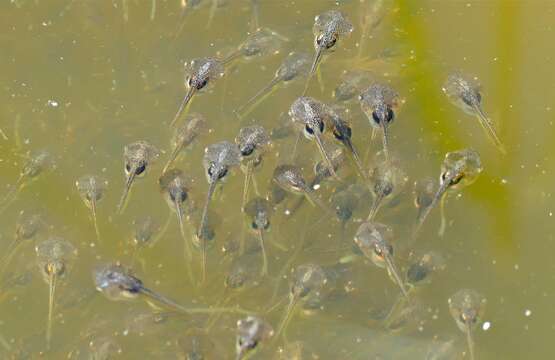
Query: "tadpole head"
207 163 228 182
251 214 270 231
94 263 144 301
315 31 337 51
335 206 353 223
303 117 325 139
44 260 66 278
371 105 394 126
187 75 208 91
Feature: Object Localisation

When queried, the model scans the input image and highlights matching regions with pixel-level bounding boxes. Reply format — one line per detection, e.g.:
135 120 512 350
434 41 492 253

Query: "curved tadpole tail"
367 191 384 222
274 296 299 340
383 290 412 330
116 170 136 214
384 253 408 300
90 197 100 243
302 46 324 96
412 181 449 242
46 272 57 350
473 104 506 155
170 88 195 128
198 180 217 283
465 320 475 360
235 76 281 120
257 228 268 276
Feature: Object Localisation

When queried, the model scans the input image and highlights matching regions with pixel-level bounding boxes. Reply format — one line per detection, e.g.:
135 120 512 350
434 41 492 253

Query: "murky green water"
0 0 553 359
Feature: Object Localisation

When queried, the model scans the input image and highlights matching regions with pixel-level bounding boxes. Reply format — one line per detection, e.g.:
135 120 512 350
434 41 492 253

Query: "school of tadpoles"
0 4 503 359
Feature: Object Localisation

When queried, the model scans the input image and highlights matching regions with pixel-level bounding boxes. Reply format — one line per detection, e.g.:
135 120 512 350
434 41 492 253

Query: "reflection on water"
0 0 554 359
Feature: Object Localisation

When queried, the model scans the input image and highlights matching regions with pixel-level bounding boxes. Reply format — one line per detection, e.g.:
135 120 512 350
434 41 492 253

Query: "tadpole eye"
407 264 428 283
170 191 187 203
461 93 475 107
316 34 323 46
304 124 315 135
218 168 228 180
326 36 337 49
241 144 255 157
372 108 395 125
333 125 351 141
135 163 146 176
336 207 353 221
125 163 131 174
207 164 226 179
197 79 208 90
386 108 394 123
371 111 381 124
450 174 463 186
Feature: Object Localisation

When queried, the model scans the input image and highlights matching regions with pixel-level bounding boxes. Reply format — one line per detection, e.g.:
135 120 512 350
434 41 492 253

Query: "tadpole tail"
90 198 100 242
384 253 408 299
116 170 136 214
170 88 195 128
140 286 189 314
412 181 449 241
381 121 390 162
206 0 218 29
257 229 268 276
153 211 172 245
302 46 324 96
222 49 242 66
0 239 19 276
313 132 338 180
46 272 57 350
367 191 384 221
344 138 368 182
438 194 447 237
198 180 217 283
465 320 475 360
235 76 280 119
173 4 190 40
305 190 334 219
122 0 129 23
162 145 183 175
473 104 506 155
175 199 191 261
150 0 157 21
250 0 260 32
0 177 24 215
242 160 254 211
275 296 299 340
383 291 410 330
